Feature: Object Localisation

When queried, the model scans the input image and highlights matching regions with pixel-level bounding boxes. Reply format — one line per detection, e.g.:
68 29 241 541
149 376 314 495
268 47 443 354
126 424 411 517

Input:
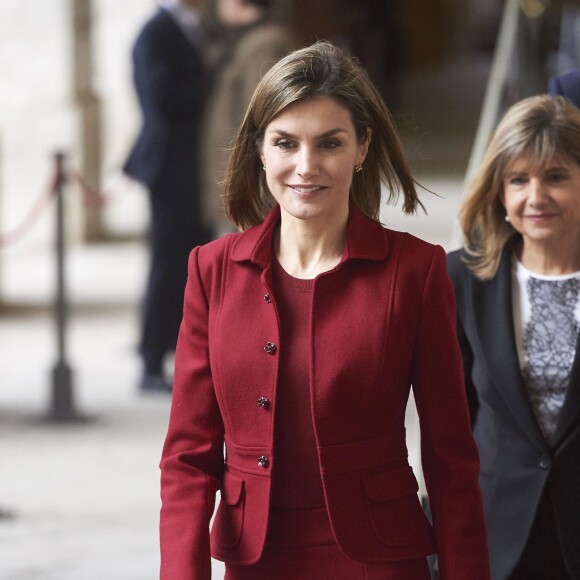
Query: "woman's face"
502 154 580 252
260 97 369 227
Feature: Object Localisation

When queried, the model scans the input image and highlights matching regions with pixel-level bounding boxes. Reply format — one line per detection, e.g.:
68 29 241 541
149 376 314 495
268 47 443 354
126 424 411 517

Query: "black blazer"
124 8 206 188
447 248 580 580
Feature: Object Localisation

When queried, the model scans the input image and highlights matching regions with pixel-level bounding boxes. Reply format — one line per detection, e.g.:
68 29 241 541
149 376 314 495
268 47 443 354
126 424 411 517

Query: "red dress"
224 259 430 580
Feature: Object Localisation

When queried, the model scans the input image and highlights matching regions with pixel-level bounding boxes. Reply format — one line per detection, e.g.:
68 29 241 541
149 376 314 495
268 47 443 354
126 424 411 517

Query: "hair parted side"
459 94 580 280
223 40 423 230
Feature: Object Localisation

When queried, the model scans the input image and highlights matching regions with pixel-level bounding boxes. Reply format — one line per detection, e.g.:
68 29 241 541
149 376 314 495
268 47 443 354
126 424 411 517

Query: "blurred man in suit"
124 0 212 394
549 68 580 107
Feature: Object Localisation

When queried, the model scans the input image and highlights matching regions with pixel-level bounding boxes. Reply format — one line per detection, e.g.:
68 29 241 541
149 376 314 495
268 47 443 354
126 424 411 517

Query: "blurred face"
260 97 369 226
216 0 242 24
502 154 580 252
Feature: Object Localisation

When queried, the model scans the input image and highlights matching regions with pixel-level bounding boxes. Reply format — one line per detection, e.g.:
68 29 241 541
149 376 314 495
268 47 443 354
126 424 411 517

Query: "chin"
283 202 324 220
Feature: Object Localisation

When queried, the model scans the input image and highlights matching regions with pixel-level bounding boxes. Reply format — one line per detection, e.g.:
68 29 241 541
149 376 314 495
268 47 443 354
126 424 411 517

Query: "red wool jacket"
160 203 490 579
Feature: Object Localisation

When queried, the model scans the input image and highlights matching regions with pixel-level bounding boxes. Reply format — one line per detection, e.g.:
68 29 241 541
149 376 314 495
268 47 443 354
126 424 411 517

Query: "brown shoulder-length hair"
460 94 580 280
223 40 422 230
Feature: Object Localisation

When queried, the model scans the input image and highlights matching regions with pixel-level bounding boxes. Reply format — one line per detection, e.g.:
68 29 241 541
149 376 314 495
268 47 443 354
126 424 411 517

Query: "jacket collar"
231 201 389 268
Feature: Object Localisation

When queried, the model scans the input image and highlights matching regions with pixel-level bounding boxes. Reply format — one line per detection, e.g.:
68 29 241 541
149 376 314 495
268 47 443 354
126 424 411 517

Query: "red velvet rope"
72 171 133 208
0 168 59 247
0 169 133 247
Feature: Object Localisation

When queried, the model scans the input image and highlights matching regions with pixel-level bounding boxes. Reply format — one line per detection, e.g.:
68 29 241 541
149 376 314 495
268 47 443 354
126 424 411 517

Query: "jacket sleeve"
457 316 479 427
410 246 490 579
447 251 480 427
160 246 225 580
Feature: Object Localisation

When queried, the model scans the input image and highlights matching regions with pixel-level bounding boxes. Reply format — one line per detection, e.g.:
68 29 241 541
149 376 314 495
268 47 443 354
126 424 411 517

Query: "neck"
518 238 580 275
275 212 348 279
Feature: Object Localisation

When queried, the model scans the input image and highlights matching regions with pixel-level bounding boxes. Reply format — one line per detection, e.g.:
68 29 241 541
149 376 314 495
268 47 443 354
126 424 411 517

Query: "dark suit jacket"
549 68 580 109
448 247 580 580
159 203 490 579
124 8 205 190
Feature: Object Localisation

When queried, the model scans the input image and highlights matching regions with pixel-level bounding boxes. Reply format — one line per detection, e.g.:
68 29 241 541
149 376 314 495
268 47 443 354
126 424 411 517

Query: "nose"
528 178 548 206
295 147 319 179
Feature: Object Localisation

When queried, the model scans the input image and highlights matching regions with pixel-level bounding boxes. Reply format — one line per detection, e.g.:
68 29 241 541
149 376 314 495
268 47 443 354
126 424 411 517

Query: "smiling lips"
526 213 558 222
289 185 325 196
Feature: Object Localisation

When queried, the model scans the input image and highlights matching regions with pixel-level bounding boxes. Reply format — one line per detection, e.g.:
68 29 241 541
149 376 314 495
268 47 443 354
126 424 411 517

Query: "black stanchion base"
44 363 92 423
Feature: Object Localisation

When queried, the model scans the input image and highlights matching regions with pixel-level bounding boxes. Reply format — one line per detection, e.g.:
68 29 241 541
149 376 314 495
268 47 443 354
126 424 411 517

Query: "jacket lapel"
473 249 548 451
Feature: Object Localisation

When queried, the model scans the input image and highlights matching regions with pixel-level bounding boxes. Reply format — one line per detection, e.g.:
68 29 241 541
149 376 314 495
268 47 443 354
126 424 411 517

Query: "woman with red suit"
160 41 490 579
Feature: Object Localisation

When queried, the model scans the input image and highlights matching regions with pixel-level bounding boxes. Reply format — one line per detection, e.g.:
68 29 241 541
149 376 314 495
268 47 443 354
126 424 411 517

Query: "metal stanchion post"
47 151 85 422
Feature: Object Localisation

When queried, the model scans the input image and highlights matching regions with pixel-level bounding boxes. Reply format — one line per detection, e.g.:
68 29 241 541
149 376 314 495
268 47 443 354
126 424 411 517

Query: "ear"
357 127 372 164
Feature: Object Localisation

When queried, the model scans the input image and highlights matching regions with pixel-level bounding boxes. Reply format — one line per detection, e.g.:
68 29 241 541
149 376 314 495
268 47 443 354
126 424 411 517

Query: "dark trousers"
510 490 571 580
140 169 211 374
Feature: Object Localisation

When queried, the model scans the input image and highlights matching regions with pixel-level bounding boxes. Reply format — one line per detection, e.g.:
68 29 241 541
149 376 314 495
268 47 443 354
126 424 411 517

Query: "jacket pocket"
212 471 245 549
363 465 432 547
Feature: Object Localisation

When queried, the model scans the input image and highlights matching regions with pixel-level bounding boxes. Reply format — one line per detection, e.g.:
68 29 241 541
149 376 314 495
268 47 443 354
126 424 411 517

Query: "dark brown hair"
223 40 422 230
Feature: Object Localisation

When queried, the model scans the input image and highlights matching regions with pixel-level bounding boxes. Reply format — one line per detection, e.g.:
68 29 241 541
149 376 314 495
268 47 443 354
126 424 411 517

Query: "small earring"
505 215 510 223
355 164 363 173
262 164 266 171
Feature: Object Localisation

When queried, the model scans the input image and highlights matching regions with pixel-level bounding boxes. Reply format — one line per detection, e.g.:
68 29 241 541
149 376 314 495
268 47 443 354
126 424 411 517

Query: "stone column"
71 0 105 241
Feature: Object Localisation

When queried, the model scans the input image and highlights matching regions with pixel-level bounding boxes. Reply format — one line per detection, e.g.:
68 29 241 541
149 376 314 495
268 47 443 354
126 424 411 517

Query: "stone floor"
0 242 177 579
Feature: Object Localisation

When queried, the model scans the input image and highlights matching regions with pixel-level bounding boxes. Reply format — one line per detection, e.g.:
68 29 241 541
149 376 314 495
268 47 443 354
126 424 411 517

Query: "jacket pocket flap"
221 472 245 506
363 466 418 502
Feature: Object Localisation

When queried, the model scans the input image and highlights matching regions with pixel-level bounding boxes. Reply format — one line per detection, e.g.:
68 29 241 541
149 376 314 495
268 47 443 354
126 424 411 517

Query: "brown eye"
546 172 567 183
274 139 294 150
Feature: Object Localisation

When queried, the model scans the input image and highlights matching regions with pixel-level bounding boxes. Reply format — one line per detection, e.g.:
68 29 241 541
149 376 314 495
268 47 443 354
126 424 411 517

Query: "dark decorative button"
264 293 272 303
257 455 269 468
264 342 276 354
257 397 270 409
539 457 550 470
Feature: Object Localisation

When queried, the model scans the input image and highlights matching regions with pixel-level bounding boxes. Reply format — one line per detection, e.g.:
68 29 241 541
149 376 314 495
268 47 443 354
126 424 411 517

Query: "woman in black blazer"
448 95 580 580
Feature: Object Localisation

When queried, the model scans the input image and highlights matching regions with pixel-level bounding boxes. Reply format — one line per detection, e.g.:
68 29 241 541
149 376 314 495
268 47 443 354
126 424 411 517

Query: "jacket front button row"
257 397 270 409
257 455 269 468
264 342 277 354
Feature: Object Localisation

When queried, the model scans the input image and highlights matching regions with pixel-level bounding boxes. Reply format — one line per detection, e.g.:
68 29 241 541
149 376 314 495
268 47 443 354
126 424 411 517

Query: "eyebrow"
266 128 348 139
506 164 570 176
544 165 570 172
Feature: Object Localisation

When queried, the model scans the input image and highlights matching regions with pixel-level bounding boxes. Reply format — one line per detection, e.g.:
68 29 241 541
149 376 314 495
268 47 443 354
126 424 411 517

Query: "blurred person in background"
549 67 580 108
348 0 404 111
159 41 490 580
201 0 297 236
124 0 213 394
448 95 580 579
